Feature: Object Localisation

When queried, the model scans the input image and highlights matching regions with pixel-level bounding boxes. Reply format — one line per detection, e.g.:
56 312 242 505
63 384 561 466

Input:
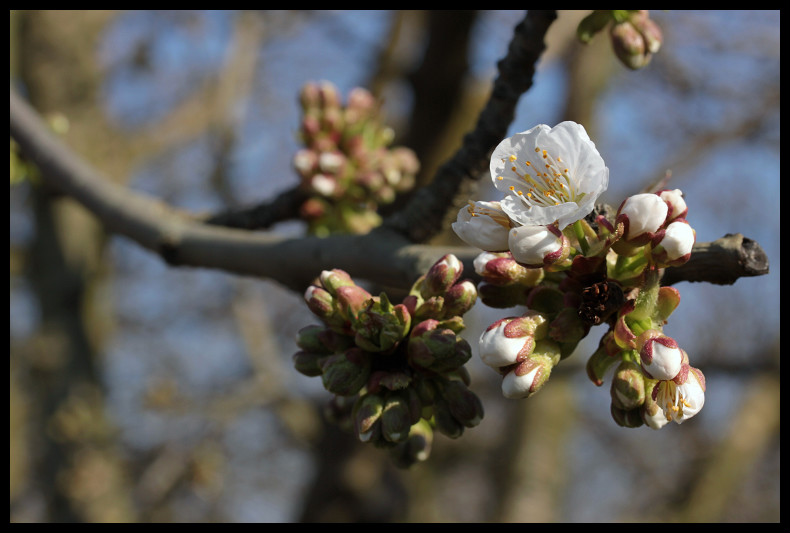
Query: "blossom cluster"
296 255 483 467
295 81 419 236
454 121 704 429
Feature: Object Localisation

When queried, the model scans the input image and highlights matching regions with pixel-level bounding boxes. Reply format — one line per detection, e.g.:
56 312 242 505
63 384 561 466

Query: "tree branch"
10 84 769 293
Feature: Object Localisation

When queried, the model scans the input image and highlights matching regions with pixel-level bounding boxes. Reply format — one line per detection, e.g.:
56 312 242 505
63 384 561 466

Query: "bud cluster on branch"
295 81 419 236
296 254 482 467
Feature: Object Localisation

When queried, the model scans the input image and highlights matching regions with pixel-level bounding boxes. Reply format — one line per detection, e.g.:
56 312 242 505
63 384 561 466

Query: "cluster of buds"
577 10 663 70
586 270 706 428
296 254 482 467
295 80 419 236
453 121 705 430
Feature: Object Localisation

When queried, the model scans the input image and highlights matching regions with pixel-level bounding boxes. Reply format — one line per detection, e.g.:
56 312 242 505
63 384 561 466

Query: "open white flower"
653 367 706 424
452 200 512 252
490 121 609 230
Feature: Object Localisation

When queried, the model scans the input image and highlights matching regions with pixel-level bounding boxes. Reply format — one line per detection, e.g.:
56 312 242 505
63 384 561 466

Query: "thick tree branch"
10 84 769 293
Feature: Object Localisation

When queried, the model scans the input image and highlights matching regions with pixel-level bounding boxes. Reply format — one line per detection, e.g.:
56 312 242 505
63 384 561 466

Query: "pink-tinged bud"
500 339 561 399
441 379 484 428
658 189 688 222
354 392 384 442
610 361 646 411
616 193 668 243
304 285 334 319
442 280 477 318
478 311 549 369
299 82 321 111
319 347 371 397
423 254 463 298
317 80 341 109
334 285 373 322
651 219 696 266
352 293 411 353
473 252 543 287
318 269 355 295
299 197 327 220
610 18 649 70
640 333 683 381
630 10 662 54
407 319 471 373
508 224 569 268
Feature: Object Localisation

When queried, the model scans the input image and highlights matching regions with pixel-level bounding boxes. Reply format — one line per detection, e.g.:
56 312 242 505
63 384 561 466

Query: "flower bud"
478 311 549 369
408 319 471 373
501 339 561 399
354 392 385 442
352 293 411 353
639 332 683 381
423 254 463 298
610 361 646 410
508 224 569 268
651 219 695 266
442 280 477 318
440 379 484 428
292 350 329 377
631 10 663 54
474 251 538 286
318 269 355 295
611 404 645 428
334 285 373 323
295 324 333 354
304 285 335 321
293 148 319 178
658 189 688 222
381 392 415 443
616 193 668 243
610 18 649 70
389 418 433 468
433 398 465 439
451 201 512 252
320 347 371 397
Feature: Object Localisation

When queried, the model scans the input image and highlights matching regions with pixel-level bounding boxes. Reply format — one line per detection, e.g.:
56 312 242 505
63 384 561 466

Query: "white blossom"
451 200 512 252
490 121 609 230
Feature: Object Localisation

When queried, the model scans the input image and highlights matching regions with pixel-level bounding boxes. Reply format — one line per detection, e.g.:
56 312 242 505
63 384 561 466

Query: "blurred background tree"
10 10 779 522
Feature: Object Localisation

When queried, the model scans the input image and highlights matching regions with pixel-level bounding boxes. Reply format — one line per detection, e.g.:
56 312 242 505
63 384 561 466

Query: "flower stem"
572 219 590 255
